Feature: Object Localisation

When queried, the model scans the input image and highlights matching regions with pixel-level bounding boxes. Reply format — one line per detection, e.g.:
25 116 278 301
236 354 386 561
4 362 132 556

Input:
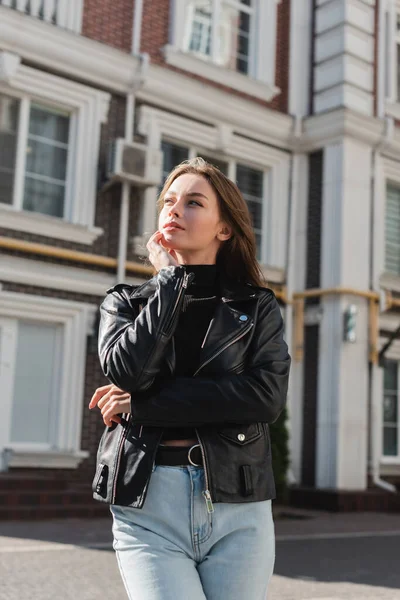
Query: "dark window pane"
383 426 398 456
239 11 250 33
29 105 69 143
238 33 249 57
161 142 189 182
26 139 68 181
0 172 14 206
384 394 398 422
23 177 65 217
397 40 400 95
237 164 263 197
0 94 19 205
384 360 398 391
237 57 249 74
246 200 262 230
236 164 263 258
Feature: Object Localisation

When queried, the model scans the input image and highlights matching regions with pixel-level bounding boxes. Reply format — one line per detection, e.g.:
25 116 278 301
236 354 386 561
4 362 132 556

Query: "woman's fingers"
89 384 129 410
97 390 130 411
89 384 114 409
101 397 131 427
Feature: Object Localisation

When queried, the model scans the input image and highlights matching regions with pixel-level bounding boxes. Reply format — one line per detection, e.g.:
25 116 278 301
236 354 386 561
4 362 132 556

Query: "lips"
163 222 184 230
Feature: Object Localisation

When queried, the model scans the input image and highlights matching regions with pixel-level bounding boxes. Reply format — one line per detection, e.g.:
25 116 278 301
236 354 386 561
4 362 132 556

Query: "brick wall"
82 0 135 52
141 0 291 113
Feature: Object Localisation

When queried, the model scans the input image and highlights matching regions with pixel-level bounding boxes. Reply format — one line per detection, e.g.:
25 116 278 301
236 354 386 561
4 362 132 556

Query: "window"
0 94 71 219
161 141 189 182
383 360 399 457
10 321 63 446
385 184 400 275
166 0 280 101
184 0 254 75
160 141 264 258
237 163 263 256
0 291 96 470
0 62 110 244
0 0 84 34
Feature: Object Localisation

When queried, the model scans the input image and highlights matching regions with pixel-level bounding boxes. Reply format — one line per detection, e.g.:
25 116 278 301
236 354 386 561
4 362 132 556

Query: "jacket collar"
130 273 258 302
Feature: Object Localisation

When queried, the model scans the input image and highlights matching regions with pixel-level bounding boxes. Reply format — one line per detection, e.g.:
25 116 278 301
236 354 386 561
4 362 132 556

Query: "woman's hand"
147 231 179 272
89 384 131 427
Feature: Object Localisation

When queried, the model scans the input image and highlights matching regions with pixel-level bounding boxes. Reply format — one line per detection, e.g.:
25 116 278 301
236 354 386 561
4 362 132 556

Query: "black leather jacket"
92 266 291 508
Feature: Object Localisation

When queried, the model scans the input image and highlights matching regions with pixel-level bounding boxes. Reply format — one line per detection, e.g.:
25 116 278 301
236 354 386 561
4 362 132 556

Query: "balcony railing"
0 0 83 34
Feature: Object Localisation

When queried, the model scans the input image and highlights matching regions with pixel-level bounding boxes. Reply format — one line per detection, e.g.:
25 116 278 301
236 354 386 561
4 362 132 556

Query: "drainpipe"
117 0 146 283
369 116 396 493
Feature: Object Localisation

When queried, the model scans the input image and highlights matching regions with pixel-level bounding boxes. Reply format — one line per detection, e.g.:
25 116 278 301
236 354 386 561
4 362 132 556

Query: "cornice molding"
0 6 142 93
0 207 104 245
0 255 144 296
295 108 385 151
138 64 294 150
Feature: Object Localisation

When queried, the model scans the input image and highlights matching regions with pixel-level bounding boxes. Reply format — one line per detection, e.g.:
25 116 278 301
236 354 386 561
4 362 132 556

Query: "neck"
175 249 217 265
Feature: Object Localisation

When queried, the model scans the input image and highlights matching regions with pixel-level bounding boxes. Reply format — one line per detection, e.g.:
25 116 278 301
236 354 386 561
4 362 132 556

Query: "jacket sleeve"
98 266 192 393
131 292 291 426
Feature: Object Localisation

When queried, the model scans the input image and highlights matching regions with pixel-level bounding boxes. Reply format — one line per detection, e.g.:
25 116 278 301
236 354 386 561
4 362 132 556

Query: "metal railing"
0 0 83 34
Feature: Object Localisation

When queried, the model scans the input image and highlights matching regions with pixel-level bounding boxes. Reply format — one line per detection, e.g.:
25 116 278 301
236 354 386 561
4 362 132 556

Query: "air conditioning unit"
108 139 163 187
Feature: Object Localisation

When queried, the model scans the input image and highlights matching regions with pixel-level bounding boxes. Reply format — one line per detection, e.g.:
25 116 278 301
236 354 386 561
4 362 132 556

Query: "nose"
168 198 183 218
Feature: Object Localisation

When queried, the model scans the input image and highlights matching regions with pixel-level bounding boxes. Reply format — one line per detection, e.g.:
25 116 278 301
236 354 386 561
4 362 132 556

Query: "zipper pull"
183 272 195 289
202 490 214 514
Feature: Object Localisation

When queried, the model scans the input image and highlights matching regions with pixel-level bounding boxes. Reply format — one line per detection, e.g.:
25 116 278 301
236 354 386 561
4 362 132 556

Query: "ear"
217 223 232 242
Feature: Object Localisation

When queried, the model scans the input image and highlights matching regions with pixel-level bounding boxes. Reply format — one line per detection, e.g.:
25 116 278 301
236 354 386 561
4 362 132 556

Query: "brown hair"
157 157 265 287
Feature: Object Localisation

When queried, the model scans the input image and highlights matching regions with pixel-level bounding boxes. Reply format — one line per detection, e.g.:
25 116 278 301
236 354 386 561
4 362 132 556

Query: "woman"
89 158 290 600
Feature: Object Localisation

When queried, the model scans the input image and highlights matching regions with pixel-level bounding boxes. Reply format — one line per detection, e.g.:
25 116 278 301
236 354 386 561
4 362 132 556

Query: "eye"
164 198 174 205
188 200 202 207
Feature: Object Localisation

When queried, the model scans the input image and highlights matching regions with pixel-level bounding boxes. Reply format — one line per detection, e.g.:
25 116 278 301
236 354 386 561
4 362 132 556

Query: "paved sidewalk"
0 507 399 600
0 505 399 547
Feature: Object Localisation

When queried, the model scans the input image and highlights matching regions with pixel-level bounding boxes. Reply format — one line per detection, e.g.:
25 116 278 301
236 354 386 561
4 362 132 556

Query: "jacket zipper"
111 416 130 503
163 272 193 337
194 320 254 511
195 429 214 513
193 322 254 377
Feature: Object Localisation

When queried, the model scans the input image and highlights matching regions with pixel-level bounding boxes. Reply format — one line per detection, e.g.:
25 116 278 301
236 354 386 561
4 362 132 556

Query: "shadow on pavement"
275 534 400 591
0 517 113 549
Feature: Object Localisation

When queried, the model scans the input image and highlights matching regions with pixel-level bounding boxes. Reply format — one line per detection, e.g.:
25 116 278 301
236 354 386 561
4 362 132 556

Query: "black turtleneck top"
161 264 219 442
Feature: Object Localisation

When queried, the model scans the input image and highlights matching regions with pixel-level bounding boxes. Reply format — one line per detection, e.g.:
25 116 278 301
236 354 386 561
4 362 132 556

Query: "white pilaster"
286 153 309 484
317 139 372 489
314 0 376 116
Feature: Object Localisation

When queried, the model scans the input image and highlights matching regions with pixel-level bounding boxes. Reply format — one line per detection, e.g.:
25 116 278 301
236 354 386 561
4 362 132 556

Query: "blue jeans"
110 465 275 600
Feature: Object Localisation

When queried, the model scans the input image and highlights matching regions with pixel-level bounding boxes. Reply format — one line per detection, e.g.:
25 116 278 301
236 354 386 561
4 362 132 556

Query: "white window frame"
382 358 400 460
373 156 400 292
379 0 400 119
0 52 110 244
137 105 290 276
378 320 400 468
165 0 281 102
0 290 97 470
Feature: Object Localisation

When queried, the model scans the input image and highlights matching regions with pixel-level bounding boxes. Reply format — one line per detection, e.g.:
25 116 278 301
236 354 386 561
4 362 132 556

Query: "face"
158 173 231 264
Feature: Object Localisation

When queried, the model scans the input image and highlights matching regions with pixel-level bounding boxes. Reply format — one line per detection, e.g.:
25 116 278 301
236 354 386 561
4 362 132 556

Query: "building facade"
0 0 399 517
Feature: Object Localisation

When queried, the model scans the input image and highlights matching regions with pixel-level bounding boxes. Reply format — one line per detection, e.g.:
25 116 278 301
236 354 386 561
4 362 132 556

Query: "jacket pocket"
92 463 109 498
218 423 261 445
